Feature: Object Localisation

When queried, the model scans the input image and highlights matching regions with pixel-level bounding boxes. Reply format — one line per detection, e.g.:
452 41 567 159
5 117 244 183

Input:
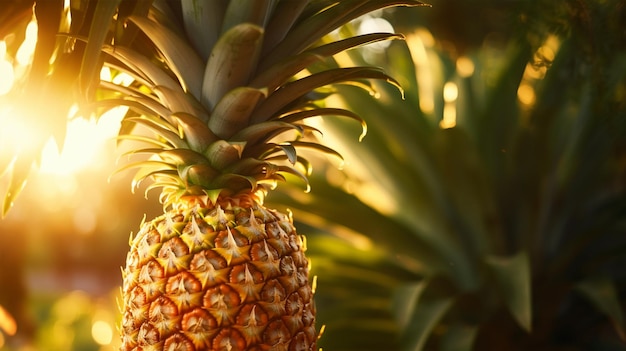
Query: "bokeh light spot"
0 305 17 336
517 83 536 106
92 320 113 345
357 17 395 53
456 56 475 77
443 82 458 102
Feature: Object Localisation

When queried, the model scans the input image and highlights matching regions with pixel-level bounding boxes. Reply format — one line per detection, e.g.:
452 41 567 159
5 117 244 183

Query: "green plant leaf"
209 86 267 139
250 66 401 123
80 0 122 98
440 323 479 351
259 0 428 70
180 0 226 61
394 280 455 351
231 121 302 146
2 157 31 217
221 0 272 34
202 23 264 110
575 276 626 340
153 85 208 122
171 112 217 152
393 281 428 331
485 251 532 332
128 15 204 99
262 0 308 55
102 44 182 92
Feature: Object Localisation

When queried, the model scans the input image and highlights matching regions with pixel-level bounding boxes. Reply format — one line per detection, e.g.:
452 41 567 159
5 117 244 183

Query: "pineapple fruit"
91 1 427 350
122 194 316 350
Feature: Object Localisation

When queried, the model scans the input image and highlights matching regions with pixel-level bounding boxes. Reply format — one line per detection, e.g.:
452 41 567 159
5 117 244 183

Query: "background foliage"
0 0 625 350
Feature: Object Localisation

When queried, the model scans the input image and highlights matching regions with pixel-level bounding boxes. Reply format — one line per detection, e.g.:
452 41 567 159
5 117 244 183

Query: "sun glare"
0 105 48 157
0 305 17 336
440 81 458 129
456 56 475 78
0 41 15 95
16 20 37 66
0 16 128 178
357 16 395 53
406 29 436 115
91 320 113 345
39 115 121 175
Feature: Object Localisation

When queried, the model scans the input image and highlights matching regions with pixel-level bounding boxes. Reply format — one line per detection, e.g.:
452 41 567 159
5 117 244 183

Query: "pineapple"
91 1 427 350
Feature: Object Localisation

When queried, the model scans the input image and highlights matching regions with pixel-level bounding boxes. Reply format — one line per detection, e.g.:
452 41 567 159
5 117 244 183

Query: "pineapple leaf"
250 52 324 93
93 97 174 133
485 251 532 332
180 0 227 61
182 164 222 189
98 81 154 102
276 164 309 188
140 172 180 196
204 188 225 205
110 160 175 189
280 107 367 141
115 134 172 150
278 144 297 165
251 67 401 123
205 140 244 170
212 173 257 191
226 158 268 175
260 0 427 70
231 121 304 146
309 32 405 58
153 86 209 122
262 0 308 55
209 86 267 139
128 15 204 99
221 0 272 34
101 61 152 88
158 149 212 167
202 23 265 110
171 113 217 152
123 113 180 137
123 116 186 148
102 44 183 92
251 33 403 93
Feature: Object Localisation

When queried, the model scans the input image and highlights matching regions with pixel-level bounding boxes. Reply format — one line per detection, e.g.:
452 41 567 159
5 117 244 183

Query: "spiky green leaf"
485 251 532 332
209 87 267 139
180 0 227 61
128 15 204 98
251 67 402 123
171 112 217 152
202 23 264 110
575 276 626 340
80 0 122 97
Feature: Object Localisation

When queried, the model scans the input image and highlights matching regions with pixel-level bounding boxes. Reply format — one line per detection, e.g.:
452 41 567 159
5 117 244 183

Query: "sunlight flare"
92 320 114 345
0 305 17 336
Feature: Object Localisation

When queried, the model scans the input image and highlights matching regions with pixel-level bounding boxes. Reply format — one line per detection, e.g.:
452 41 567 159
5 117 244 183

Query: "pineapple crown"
98 0 428 208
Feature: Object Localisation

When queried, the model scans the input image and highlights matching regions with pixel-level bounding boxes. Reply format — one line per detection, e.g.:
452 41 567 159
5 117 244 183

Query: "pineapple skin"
120 194 316 351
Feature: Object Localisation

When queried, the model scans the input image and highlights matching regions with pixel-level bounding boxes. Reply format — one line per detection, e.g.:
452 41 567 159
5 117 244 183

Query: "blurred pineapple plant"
270 1 626 350
79 0 429 350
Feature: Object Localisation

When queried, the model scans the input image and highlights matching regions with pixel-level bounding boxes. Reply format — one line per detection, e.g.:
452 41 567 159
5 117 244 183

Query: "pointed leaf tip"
576 276 626 339
485 251 532 332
